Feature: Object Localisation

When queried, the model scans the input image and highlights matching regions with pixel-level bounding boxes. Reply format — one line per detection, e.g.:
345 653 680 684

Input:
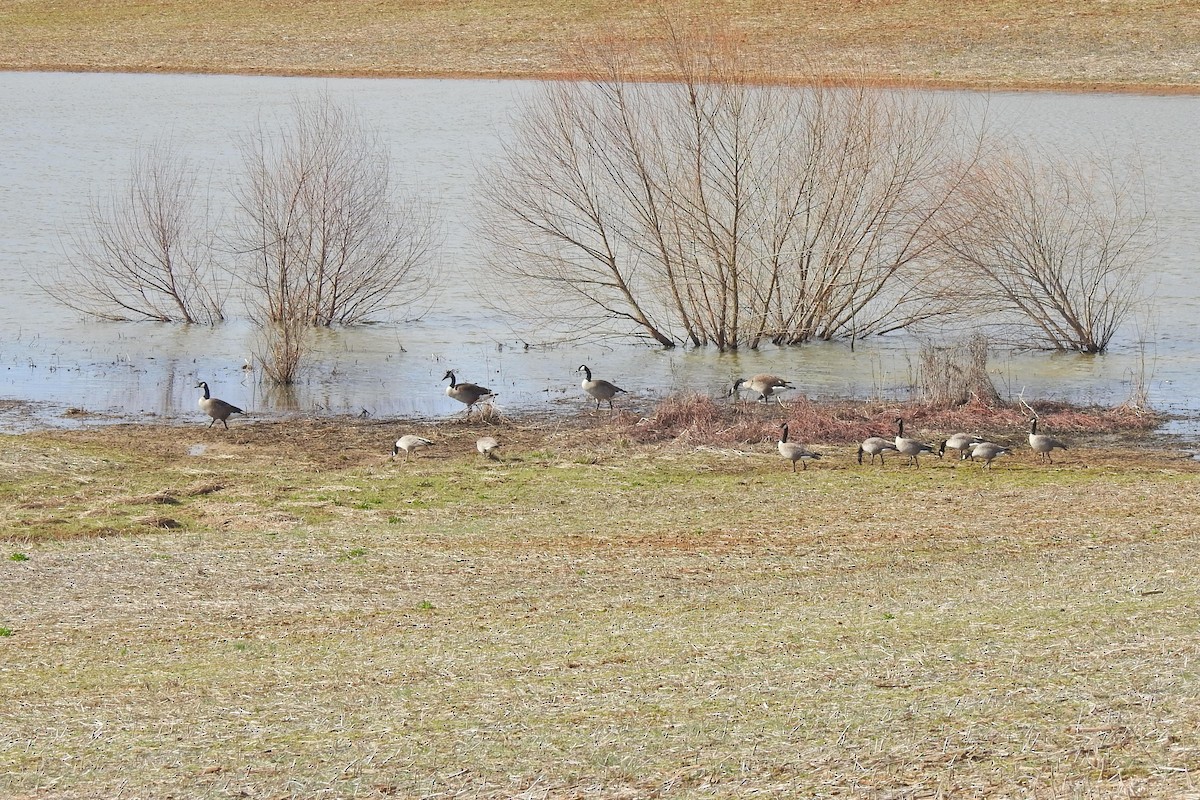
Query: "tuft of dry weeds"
633 393 1162 451
919 334 1003 409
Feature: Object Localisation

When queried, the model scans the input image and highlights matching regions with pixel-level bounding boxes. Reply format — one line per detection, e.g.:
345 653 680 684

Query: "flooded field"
1 72 1196 433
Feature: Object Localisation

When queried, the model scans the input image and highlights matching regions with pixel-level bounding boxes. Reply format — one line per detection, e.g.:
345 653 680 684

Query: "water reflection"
0 72 1197 437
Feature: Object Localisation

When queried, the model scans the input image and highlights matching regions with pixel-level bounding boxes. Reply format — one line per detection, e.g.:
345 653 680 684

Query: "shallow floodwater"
1 73 1197 434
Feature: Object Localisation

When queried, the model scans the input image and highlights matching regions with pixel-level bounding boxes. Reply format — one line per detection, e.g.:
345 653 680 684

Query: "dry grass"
639 393 1160 449
2 409 1199 797
1 0 1198 92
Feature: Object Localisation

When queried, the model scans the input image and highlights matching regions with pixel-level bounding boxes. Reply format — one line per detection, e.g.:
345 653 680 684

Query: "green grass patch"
0 422 1197 797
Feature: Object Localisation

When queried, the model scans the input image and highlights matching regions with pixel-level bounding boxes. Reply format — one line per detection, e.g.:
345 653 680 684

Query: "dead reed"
633 392 1160 449
918 333 1003 408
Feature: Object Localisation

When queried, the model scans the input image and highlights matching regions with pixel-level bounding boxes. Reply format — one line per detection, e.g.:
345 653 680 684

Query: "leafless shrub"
232 94 440 328
254 316 309 386
1123 334 1155 412
478 28 983 350
936 146 1156 353
47 143 227 323
918 334 1002 408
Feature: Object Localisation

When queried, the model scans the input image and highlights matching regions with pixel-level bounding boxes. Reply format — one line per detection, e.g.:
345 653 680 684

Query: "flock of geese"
847 416 1068 474
195 370 1070 472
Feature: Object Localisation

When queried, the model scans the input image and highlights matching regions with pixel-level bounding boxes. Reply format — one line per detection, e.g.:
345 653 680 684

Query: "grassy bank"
1 1 1198 92
2 405 1198 797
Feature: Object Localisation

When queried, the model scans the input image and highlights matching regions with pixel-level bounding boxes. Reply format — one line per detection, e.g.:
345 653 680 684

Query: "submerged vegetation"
51 31 1155 371
50 94 441 385
42 142 228 324
479 29 1155 353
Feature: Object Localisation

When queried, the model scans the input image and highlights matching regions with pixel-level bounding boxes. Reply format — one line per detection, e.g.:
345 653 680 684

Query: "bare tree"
936 146 1155 353
478 31 983 350
232 94 440 329
47 144 226 323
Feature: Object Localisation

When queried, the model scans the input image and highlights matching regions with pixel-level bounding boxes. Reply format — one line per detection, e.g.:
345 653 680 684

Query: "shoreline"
3 393 1172 450
5 63 1199 96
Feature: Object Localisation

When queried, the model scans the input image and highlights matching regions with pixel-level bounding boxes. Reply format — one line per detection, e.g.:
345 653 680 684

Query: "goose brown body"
968 441 1011 468
778 423 820 472
939 432 985 460
1029 418 1068 463
196 381 243 429
476 436 501 460
443 370 496 413
392 435 434 461
732 374 794 403
858 436 899 465
894 418 938 467
578 365 626 410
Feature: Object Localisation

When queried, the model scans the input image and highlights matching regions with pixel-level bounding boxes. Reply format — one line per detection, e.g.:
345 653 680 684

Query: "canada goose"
578 364 627 410
476 436 501 460
967 441 1011 469
1029 418 1068 463
857 436 899 465
894 417 938 467
731 374 795 403
391 435 434 462
939 433 985 461
443 370 496 414
778 423 821 472
195 381 243 429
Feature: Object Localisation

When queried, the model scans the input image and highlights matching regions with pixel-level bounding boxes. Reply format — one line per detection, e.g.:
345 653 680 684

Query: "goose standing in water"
731 374 795 404
578 365 627 410
778 423 821 472
443 370 496 416
894 417 938 467
195 381 243 429
939 433 985 461
392 435 434 462
857 436 899 465
1028 418 1068 463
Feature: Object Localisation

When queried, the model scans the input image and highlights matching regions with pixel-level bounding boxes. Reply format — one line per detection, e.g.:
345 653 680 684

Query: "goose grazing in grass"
939 432 985 461
391 435 434 462
1029 418 1068 463
195 381 243 429
578 364 626 410
968 441 1011 469
894 417 938 468
476 436 501 461
443 370 496 415
857 436 899 465
778 423 820 472
732 374 795 404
